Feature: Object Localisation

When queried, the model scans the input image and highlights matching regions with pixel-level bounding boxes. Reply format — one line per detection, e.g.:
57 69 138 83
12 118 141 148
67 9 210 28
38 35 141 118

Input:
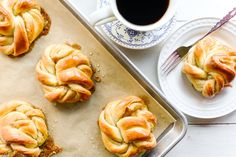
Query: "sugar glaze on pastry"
0 0 50 56
182 37 236 97
0 101 48 156
36 43 94 103
98 96 157 157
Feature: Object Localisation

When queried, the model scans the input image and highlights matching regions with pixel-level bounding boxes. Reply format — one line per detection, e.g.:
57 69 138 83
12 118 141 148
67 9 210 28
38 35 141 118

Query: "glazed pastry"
36 43 94 103
0 101 48 156
99 96 157 157
0 0 50 56
182 37 236 97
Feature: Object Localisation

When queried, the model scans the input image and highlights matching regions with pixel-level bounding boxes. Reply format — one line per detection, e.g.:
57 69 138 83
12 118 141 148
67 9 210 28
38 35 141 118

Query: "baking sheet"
0 0 176 156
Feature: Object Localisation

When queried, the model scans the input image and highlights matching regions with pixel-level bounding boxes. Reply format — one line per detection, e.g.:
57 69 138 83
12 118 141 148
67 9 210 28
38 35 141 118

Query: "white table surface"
67 0 236 156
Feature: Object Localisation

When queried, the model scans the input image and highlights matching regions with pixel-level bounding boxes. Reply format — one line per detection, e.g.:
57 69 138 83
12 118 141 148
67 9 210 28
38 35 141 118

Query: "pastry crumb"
94 76 101 82
40 135 62 157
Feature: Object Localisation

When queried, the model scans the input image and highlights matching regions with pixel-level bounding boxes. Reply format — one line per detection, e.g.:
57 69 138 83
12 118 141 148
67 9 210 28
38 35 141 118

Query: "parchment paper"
0 0 176 156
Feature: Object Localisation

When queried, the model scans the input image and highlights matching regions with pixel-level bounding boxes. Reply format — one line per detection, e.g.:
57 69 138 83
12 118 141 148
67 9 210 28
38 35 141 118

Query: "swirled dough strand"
0 0 50 56
182 37 236 97
36 43 94 103
99 96 157 157
0 101 48 157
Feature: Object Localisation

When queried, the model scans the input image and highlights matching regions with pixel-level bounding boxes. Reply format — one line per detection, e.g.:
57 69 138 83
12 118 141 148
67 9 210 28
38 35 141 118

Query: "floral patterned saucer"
97 0 176 49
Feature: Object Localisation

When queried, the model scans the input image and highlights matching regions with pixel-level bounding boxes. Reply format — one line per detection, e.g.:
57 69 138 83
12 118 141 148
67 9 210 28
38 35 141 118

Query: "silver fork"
161 7 236 75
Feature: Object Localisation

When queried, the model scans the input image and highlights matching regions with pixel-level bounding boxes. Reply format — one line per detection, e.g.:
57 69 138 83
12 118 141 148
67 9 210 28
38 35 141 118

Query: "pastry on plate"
182 37 236 97
0 101 49 156
0 0 51 56
36 43 94 103
99 96 157 157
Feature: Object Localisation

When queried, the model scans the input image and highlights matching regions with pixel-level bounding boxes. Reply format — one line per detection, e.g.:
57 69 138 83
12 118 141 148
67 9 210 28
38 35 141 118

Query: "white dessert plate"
157 18 236 119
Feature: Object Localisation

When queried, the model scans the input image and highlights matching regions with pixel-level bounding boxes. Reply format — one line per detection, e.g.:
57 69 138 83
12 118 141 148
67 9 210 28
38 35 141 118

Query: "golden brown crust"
98 96 157 157
0 101 48 157
0 0 50 56
36 43 94 103
182 37 236 97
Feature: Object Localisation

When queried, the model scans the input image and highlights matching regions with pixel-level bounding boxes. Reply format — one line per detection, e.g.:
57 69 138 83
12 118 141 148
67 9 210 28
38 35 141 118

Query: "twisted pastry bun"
36 43 94 103
182 37 236 97
0 0 50 56
99 96 157 157
0 101 48 157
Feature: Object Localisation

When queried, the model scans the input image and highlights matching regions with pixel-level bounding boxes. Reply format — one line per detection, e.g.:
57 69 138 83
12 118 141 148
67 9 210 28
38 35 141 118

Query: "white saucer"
97 0 175 49
157 18 236 119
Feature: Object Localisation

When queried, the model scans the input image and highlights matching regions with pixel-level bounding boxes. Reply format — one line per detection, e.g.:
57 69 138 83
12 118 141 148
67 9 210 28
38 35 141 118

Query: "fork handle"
199 7 236 41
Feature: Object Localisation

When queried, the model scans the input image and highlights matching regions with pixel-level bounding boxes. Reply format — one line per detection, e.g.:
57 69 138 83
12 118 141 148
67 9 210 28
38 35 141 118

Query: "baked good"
36 43 94 103
99 96 157 157
0 101 48 156
182 37 236 97
0 0 50 56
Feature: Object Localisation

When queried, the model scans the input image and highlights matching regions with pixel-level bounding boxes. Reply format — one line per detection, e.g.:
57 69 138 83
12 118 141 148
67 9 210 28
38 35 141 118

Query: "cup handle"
89 6 116 26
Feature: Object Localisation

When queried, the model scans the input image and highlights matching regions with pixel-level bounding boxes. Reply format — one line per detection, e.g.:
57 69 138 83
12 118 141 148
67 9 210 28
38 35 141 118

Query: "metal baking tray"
59 0 187 156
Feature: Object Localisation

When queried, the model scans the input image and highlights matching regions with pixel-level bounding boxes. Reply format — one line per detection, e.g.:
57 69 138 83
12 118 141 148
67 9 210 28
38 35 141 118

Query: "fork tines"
161 51 181 75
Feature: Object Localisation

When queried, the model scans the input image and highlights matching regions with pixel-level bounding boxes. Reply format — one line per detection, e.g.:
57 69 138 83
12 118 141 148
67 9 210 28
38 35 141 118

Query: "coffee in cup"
116 0 169 26
89 0 177 32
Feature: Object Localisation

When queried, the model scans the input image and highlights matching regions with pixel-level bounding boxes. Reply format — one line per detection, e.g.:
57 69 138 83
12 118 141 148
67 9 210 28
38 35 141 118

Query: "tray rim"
58 0 188 156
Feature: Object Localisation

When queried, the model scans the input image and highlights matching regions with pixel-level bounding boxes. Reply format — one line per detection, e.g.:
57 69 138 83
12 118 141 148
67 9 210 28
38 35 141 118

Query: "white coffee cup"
89 0 178 32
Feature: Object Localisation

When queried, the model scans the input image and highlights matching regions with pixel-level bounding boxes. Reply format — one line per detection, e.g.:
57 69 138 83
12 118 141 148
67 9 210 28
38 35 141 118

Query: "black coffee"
116 0 169 26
